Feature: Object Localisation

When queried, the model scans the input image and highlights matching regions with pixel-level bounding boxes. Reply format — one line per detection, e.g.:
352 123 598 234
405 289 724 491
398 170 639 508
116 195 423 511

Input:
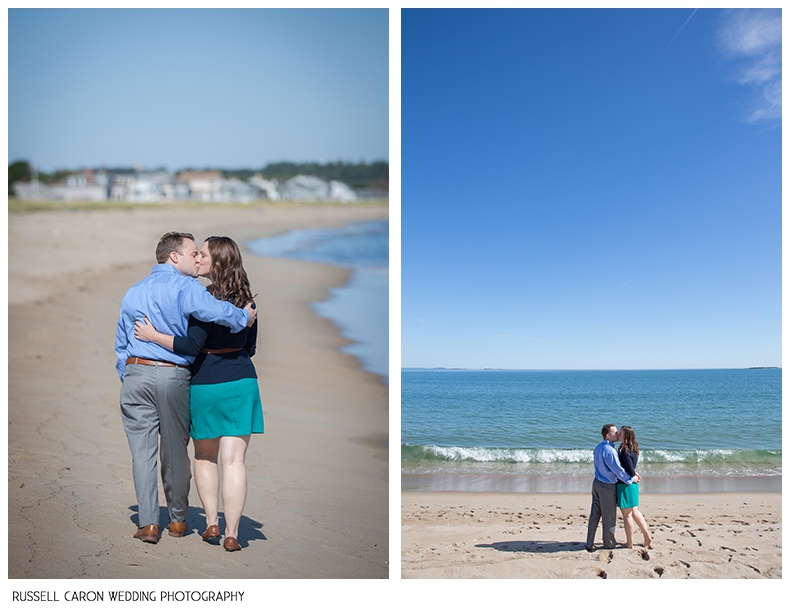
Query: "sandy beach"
401 491 781 579
7 202 389 580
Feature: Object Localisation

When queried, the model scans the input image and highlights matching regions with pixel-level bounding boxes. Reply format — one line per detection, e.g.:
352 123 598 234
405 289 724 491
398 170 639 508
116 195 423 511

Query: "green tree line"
213 161 388 190
257 160 388 191
9 160 389 195
8 160 31 195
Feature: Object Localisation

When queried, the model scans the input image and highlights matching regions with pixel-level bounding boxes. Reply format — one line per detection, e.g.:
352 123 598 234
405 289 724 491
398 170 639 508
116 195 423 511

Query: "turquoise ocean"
402 368 781 493
248 220 388 382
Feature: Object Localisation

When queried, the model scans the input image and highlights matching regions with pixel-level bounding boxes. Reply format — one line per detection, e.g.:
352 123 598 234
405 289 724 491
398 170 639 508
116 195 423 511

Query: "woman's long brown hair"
619 426 640 457
204 236 254 308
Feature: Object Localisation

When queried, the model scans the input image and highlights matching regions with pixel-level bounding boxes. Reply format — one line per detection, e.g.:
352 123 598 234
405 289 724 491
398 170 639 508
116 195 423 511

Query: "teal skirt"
190 378 264 440
616 481 639 509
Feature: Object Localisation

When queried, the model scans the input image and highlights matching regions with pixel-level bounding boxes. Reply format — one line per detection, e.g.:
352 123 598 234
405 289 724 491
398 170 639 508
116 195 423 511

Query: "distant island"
747 366 780 370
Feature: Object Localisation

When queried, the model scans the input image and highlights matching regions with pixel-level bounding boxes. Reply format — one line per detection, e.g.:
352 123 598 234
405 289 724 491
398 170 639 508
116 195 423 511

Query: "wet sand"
402 472 782 494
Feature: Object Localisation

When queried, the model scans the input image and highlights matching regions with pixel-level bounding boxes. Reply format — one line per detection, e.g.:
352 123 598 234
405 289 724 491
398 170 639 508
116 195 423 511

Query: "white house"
248 175 280 200
279 174 357 202
176 171 223 201
12 166 362 203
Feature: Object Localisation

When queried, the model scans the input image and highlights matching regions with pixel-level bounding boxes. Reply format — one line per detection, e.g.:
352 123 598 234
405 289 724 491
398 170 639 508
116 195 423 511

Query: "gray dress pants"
120 363 192 528
586 478 618 549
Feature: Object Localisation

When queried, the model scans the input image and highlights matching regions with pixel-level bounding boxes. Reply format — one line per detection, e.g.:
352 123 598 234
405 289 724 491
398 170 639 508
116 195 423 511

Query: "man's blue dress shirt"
593 440 636 485
115 264 250 380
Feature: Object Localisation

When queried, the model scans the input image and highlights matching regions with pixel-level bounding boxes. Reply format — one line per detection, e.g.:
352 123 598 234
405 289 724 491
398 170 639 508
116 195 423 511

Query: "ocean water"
402 368 781 493
248 220 388 382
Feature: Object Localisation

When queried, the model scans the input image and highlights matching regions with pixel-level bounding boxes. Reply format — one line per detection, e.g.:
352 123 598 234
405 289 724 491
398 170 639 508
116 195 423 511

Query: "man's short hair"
156 232 195 264
601 424 616 439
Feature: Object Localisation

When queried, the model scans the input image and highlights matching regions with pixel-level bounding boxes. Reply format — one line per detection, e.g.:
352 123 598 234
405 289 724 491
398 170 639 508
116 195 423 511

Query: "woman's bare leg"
219 435 251 540
620 508 635 548
632 507 652 548
194 438 220 530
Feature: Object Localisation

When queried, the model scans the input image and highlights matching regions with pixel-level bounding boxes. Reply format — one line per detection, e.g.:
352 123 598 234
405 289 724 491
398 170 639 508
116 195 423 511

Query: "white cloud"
717 9 782 123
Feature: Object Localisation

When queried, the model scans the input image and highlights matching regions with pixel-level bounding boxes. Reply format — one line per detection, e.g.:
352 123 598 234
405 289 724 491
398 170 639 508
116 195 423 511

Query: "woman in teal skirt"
616 426 652 549
135 236 263 552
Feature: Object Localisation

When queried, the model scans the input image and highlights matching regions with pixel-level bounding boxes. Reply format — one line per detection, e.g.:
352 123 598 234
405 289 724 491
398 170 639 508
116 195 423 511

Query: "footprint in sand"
596 551 614 563
653 566 664 577
596 569 607 579
638 549 650 561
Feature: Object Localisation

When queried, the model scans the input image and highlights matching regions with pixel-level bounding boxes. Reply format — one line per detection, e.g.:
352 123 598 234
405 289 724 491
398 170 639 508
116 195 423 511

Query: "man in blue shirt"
585 423 640 551
115 231 256 544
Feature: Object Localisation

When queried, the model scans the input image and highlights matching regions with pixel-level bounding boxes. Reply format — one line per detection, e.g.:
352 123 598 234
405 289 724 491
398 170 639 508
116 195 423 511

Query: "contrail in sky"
664 8 699 51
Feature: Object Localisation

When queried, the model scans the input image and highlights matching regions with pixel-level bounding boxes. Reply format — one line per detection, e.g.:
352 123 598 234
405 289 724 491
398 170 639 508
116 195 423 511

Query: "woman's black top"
172 303 258 386
618 448 638 478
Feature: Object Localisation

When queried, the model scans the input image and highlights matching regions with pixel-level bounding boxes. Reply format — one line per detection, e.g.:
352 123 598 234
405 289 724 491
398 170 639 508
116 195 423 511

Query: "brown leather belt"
126 357 190 369
199 347 242 354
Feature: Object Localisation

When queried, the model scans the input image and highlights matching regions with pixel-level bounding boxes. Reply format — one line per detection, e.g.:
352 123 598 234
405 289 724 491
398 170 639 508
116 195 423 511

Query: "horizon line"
401 366 781 371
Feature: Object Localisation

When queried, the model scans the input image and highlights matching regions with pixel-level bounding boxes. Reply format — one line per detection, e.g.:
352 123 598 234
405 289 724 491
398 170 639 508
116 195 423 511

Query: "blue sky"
7 8 388 172
402 8 781 370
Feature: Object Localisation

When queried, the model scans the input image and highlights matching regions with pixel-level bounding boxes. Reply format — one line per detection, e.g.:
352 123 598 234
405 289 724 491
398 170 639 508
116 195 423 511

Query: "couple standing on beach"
114 231 264 551
586 423 652 551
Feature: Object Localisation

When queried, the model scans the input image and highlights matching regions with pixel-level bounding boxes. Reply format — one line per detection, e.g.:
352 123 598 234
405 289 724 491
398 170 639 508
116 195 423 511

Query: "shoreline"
248 219 389 382
402 473 782 494
401 491 782 578
8 203 389 579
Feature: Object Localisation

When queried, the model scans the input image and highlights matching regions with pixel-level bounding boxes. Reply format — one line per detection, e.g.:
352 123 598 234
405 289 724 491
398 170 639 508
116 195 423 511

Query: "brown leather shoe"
168 521 188 537
133 524 159 544
223 536 241 552
201 524 221 541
